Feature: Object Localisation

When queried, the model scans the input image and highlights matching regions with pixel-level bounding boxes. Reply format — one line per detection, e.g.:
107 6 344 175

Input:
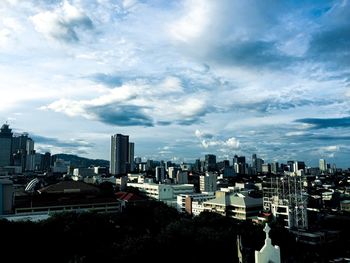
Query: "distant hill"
53 153 109 168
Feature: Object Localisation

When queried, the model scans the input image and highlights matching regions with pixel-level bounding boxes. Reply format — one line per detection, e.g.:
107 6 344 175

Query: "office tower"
287 161 294 172
128 142 135 172
110 134 129 175
34 153 42 171
319 159 326 172
12 133 31 171
41 152 51 172
168 166 178 179
146 159 154 171
256 158 264 173
205 154 216 172
134 157 142 164
176 171 188 184
155 166 165 182
262 164 271 174
25 138 35 171
0 179 13 215
234 155 246 174
252 154 257 173
293 161 305 172
200 172 217 192
0 124 13 167
271 162 279 174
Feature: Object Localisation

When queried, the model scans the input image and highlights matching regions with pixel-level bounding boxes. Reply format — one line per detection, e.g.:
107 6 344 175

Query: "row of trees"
0 201 349 262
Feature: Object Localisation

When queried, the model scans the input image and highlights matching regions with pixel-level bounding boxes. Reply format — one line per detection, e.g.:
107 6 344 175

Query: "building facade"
0 124 13 167
110 134 129 175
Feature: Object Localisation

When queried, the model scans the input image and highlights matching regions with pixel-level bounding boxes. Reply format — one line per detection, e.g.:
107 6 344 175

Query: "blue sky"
1 0 350 167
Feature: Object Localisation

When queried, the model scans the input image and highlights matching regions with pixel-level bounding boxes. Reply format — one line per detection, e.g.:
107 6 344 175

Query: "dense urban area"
0 123 349 262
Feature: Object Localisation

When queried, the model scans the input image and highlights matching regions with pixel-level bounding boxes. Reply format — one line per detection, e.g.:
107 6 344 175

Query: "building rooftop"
204 191 262 207
38 181 100 194
115 192 145 202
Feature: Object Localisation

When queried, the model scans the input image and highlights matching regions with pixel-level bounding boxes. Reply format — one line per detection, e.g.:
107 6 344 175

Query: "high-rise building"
0 179 13 215
110 134 129 175
0 124 13 167
155 166 165 182
128 142 135 172
252 154 257 173
134 157 142 164
234 155 246 174
193 159 201 172
34 153 42 171
256 158 264 173
319 159 327 172
205 154 216 172
168 166 179 179
200 172 217 192
293 161 305 173
41 152 51 172
12 133 33 171
25 138 35 171
287 160 294 172
176 171 188 184
271 162 279 174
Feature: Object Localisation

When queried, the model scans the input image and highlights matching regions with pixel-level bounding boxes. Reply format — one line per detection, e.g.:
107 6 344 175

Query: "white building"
127 182 194 201
176 192 215 214
73 167 95 177
116 176 128 191
319 159 327 172
203 191 263 220
168 167 178 179
255 224 281 263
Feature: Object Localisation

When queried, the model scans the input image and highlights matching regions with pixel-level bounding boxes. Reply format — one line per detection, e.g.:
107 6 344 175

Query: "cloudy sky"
1 0 349 167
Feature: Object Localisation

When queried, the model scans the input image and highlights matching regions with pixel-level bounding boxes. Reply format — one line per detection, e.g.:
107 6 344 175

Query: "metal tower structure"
263 175 308 230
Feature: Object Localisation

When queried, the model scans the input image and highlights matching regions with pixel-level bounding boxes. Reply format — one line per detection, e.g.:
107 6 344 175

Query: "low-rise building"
176 192 215 214
340 200 350 212
203 191 263 220
127 182 194 201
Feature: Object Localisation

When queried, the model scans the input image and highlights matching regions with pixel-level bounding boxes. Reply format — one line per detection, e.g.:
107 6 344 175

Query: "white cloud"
41 76 208 125
319 145 339 152
169 0 211 43
195 129 240 150
30 0 93 42
0 0 349 166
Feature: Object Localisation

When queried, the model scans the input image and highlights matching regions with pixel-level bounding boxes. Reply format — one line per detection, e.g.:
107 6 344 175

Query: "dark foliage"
0 201 349 263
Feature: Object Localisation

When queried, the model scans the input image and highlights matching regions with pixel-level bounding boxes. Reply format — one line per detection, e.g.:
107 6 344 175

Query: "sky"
0 0 349 167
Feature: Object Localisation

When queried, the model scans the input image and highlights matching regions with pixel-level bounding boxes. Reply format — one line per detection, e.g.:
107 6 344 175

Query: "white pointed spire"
255 223 281 263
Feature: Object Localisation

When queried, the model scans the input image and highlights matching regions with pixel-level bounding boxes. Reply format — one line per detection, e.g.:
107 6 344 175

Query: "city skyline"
1 1 350 167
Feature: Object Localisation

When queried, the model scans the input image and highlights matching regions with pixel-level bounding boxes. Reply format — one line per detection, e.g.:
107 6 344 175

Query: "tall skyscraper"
12 133 31 171
25 138 35 171
128 142 135 172
256 158 264 173
205 154 216 172
41 152 51 172
271 162 279 174
155 166 165 182
234 155 246 174
200 172 217 192
0 124 13 167
252 154 257 169
319 159 327 172
110 134 129 175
